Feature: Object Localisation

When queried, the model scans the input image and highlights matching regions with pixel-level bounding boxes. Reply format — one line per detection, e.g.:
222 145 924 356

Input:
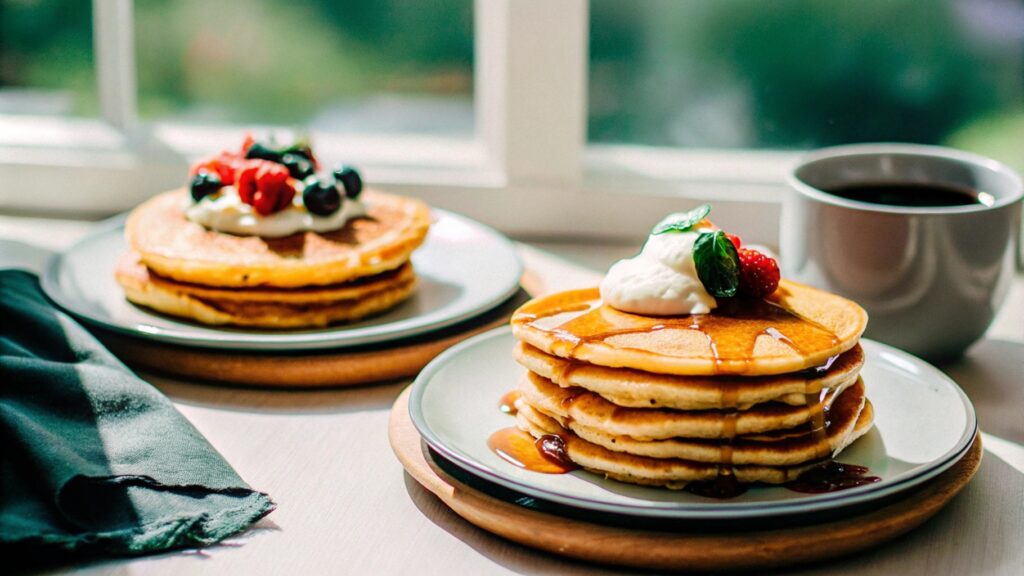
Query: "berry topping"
286 142 319 170
237 160 295 215
190 171 223 202
245 142 283 163
282 153 315 179
333 166 363 199
726 233 742 250
737 248 780 298
302 179 343 216
190 151 243 187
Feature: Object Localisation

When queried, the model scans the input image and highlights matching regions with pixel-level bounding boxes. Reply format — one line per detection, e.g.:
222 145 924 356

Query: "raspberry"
237 160 294 215
737 248 780 298
190 150 246 186
725 233 742 250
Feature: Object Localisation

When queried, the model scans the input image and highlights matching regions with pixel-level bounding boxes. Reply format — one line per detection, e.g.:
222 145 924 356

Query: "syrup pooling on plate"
499 390 521 415
487 428 577 474
491 393 578 474
786 462 881 493
515 296 841 375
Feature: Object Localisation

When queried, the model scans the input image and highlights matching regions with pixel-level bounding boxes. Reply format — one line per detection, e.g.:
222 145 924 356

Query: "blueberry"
245 142 283 163
302 179 342 216
334 166 363 199
281 153 314 179
190 171 223 202
283 143 315 163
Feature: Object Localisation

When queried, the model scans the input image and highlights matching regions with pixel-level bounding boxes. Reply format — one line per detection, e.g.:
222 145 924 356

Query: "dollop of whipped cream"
599 223 717 315
185 188 366 238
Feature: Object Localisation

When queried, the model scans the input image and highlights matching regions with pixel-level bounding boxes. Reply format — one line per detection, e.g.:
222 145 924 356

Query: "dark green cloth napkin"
0 270 274 556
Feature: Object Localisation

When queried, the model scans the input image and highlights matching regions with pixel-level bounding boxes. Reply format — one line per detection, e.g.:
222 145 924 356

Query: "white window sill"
0 116 789 245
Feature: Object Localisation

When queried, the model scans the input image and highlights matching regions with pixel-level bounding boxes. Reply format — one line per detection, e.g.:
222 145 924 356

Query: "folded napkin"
0 271 274 557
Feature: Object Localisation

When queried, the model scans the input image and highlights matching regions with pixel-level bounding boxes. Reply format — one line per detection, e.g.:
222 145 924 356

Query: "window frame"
0 0 787 245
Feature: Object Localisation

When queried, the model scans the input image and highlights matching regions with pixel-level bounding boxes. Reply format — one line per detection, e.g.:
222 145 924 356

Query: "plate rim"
41 208 523 351
408 326 978 520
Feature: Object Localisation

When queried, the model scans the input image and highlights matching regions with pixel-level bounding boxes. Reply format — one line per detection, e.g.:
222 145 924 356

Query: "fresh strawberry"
725 233 742 250
237 160 294 215
737 248 780 298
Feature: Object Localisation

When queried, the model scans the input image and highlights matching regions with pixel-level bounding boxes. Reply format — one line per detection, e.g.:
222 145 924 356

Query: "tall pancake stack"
508 281 872 490
116 189 431 329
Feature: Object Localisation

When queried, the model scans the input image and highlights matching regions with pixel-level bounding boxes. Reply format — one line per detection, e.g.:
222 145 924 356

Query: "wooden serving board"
388 387 983 572
98 290 529 388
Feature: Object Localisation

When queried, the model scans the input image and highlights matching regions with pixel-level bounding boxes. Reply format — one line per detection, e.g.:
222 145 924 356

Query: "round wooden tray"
98 290 529 387
388 387 983 572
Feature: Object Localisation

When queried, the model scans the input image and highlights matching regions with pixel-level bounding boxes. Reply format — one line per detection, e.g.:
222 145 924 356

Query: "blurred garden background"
1 0 1021 168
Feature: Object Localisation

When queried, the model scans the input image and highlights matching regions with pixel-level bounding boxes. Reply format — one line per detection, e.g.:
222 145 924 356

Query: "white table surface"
2 215 1022 576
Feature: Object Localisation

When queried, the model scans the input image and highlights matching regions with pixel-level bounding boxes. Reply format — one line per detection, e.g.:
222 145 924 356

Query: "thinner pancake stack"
507 280 872 490
117 188 430 328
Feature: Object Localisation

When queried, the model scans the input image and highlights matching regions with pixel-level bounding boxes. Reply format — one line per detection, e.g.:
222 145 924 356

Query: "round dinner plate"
42 210 522 351
409 327 977 520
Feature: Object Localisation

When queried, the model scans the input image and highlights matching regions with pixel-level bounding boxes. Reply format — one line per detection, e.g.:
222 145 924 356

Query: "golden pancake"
515 397 874 489
115 252 417 328
126 189 431 288
511 281 868 376
514 342 864 410
517 370 858 441
519 379 867 466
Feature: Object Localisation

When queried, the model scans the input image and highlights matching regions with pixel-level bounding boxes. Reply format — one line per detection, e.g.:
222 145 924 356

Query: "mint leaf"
652 204 711 235
692 231 740 298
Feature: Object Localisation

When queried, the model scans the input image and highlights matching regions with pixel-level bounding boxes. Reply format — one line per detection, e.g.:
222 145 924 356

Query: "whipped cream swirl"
185 188 366 238
599 221 717 315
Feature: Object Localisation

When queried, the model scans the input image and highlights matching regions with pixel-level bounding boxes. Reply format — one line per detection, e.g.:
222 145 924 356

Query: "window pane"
135 0 474 135
589 0 1024 167
0 0 97 116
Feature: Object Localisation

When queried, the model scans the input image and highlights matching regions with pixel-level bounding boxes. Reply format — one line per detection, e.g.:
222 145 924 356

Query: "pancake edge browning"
126 188 431 288
518 370 859 441
519 379 866 466
116 254 418 328
515 397 875 489
514 341 864 410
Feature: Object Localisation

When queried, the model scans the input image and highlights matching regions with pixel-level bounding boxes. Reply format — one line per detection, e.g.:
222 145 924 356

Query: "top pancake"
126 189 431 288
511 281 867 376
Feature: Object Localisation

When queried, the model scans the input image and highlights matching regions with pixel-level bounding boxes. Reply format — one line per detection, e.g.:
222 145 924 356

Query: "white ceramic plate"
409 327 976 520
42 210 522 351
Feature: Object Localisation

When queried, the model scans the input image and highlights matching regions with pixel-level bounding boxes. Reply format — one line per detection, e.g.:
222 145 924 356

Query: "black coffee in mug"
825 183 990 208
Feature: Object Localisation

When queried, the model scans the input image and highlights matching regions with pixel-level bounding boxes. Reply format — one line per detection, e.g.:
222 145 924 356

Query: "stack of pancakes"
116 189 430 328
508 281 872 489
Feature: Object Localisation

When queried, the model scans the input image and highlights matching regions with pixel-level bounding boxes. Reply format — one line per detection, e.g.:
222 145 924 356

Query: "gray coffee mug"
781 143 1023 360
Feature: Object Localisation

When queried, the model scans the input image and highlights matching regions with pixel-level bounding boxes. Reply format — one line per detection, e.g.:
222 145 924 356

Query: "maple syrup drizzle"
685 474 749 499
498 390 521 416
530 297 840 375
486 428 577 474
508 294 867 495
552 359 581 384
786 462 881 493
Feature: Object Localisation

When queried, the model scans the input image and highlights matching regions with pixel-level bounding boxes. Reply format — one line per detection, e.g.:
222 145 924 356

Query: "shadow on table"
140 370 409 415
786 452 1023 575
402 474 631 576
938 338 1024 444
